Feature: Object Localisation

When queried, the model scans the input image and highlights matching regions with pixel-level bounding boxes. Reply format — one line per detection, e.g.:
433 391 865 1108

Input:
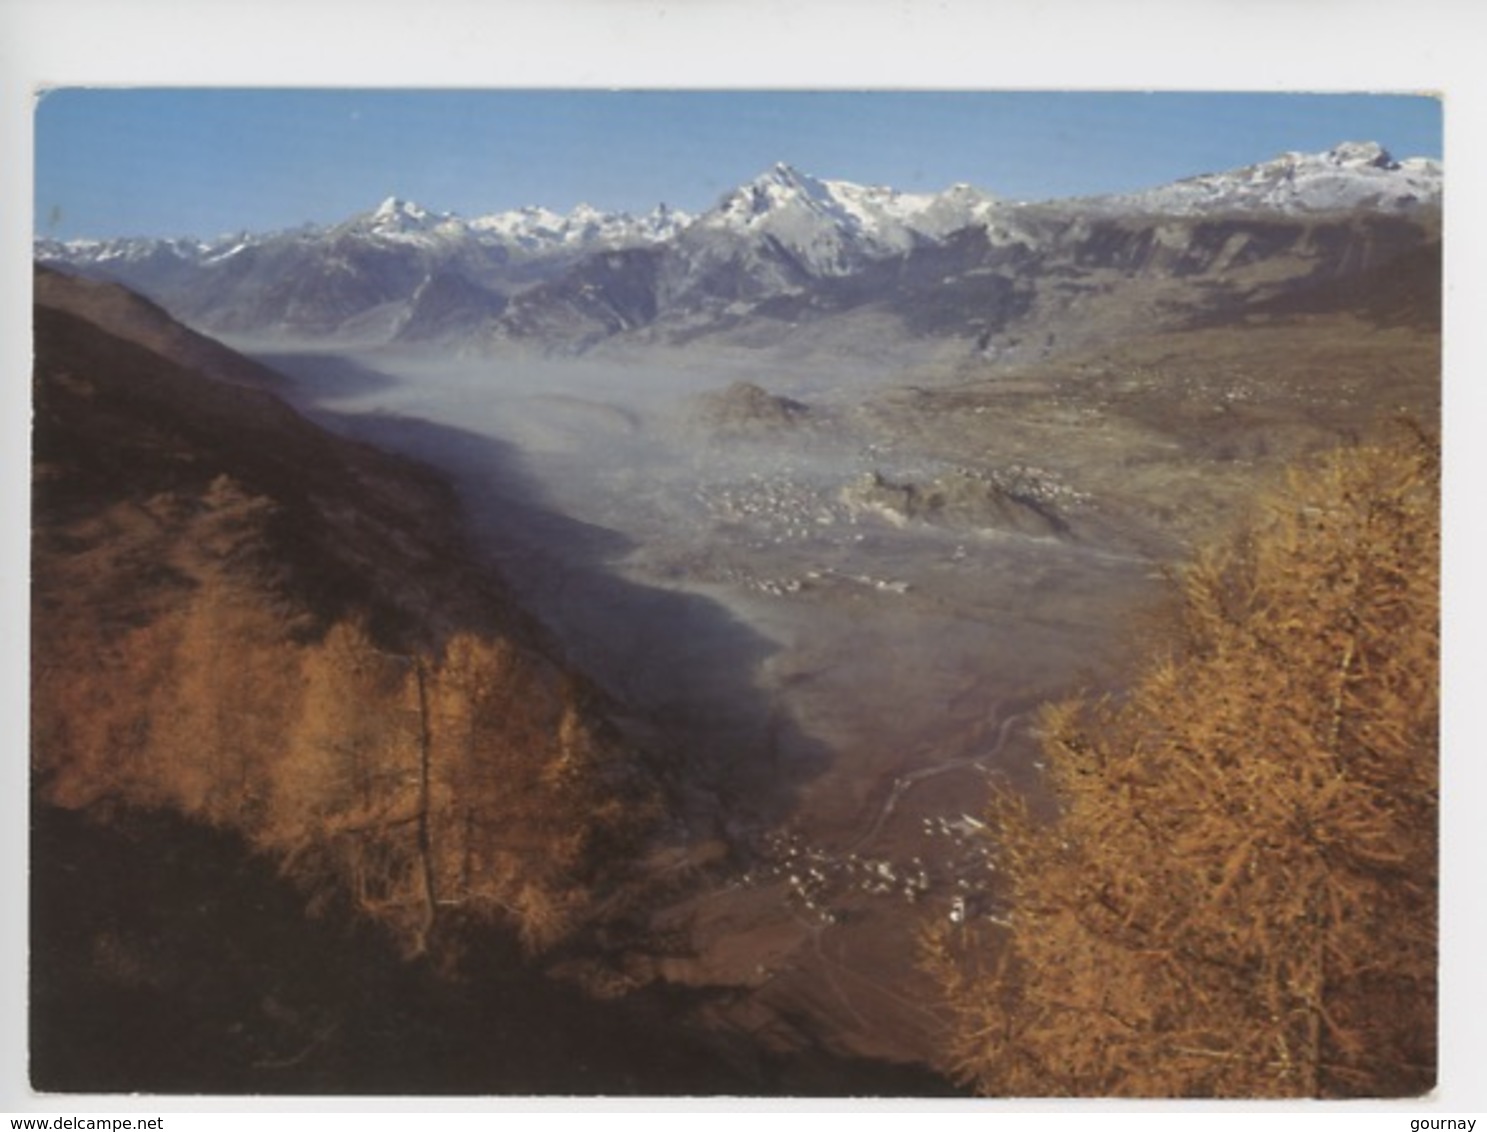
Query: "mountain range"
35 141 1442 354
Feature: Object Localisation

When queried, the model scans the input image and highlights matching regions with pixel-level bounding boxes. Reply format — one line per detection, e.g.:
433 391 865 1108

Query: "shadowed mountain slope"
31 267 657 1019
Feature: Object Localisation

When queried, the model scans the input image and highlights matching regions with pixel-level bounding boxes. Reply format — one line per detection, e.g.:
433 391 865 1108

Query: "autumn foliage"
31 509 653 958
927 428 1439 1097
30 297 656 962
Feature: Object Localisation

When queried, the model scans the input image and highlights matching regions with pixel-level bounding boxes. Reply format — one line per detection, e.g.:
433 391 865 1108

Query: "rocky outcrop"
840 467 1070 538
692 381 810 436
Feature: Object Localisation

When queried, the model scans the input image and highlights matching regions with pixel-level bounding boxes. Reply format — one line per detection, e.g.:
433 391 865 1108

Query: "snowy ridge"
33 234 216 266
37 197 695 268
468 201 691 251
1082 142 1442 217
329 195 693 251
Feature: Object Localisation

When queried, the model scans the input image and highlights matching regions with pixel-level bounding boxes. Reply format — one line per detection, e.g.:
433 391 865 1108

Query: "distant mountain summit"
692 162 1001 274
464 199 691 251
1082 141 1442 216
342 196 458 238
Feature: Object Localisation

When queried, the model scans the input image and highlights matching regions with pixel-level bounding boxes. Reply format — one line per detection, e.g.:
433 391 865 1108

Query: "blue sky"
35 90 1443 241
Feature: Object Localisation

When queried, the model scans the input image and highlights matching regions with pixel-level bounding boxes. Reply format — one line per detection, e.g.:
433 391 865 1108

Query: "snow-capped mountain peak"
340 196 460 240
690 163 1008 276
712 163 837 221
374 195 426 220
1323 140 1397 169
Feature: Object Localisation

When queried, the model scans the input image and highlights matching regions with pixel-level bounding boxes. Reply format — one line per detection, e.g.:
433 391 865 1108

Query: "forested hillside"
926 428 1439 1097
